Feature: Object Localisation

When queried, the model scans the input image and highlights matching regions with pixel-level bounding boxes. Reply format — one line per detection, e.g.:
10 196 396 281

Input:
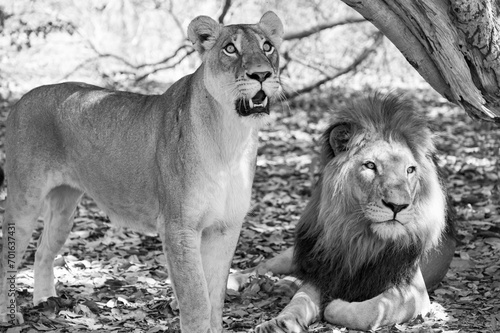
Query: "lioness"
0 12 283 333
256 93 450 332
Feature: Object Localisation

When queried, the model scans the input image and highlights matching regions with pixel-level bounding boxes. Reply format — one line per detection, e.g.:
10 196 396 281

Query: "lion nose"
382 200 409 214
247 71 272 83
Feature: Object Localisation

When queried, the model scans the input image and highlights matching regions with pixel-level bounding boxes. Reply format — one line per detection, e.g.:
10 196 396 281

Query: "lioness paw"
255 315 305 333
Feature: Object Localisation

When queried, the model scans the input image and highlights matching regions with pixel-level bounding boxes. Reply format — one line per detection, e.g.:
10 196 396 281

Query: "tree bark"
283 17 366 41
341 0 500 123
284 32 383 99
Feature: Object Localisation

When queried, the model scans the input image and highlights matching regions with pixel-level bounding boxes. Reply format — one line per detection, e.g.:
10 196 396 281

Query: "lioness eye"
224 43 237 54
364 162 377 170
263 41 274 53
407 166 416 174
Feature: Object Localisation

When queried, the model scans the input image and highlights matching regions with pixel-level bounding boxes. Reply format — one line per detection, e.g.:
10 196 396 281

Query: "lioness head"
319 93 446 252
188 12 283 118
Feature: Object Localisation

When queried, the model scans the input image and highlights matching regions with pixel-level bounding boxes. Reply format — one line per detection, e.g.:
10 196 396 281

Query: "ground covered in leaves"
0 87 499 333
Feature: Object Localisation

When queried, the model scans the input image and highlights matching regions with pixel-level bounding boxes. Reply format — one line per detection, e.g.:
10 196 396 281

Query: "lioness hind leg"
0 195 43 324
255 283 320 333
33 186 83 305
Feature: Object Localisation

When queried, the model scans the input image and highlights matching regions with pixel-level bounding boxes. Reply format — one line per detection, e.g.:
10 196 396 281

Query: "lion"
0 12 283 333
255 93 452 332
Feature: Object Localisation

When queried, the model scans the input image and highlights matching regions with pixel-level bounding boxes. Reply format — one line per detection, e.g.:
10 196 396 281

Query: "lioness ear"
329 123 352 155
187 16 221 56
258 11 284 46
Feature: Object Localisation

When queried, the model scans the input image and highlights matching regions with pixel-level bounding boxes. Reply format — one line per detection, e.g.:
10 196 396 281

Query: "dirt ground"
0 85 498 333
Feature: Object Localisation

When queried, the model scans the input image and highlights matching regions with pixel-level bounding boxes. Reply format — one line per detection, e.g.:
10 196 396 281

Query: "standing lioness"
0 12 283 333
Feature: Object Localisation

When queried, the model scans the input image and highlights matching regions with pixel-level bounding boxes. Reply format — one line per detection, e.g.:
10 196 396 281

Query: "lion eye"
407 166 416 174
364 162 377 170
263 41 274 53
223 43 237 55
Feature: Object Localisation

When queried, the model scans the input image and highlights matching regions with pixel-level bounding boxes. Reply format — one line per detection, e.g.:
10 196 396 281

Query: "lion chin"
370 219 413 240
368 213 415 240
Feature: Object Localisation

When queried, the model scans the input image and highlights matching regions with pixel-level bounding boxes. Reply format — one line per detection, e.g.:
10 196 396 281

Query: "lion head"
294 93 447 304
187 12 283 119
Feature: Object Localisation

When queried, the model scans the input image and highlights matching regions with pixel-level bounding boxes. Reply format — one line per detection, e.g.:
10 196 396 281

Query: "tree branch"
284 32 384 99
341 0 500 122
166 0 186 40
60 57 99 81
289 54 334 77
62 36 195 80
284 17 366 41
135 48 195 81
217 0 232 24
135 44 192 69
81 36 137 68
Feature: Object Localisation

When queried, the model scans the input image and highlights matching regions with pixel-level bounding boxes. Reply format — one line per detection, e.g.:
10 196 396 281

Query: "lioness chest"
183 131 257 231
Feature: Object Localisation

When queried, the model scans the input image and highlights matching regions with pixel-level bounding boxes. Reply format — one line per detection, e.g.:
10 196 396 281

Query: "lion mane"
294 92 448 306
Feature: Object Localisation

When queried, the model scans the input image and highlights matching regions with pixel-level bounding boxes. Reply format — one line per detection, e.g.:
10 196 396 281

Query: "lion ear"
187 16 221 56
329 123 352 155
258 11 284 46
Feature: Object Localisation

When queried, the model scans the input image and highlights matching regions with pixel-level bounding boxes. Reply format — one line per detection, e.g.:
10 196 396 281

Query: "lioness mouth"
236 90 270 117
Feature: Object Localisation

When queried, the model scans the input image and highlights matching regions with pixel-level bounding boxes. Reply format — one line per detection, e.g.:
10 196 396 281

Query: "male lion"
0 12 283 333
255 93 452 332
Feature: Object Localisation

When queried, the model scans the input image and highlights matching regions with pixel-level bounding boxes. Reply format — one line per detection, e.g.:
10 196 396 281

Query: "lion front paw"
0 312 24 325
255 315 305 333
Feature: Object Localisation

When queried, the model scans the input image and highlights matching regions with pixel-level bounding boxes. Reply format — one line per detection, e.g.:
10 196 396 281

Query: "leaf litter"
0 88 498 332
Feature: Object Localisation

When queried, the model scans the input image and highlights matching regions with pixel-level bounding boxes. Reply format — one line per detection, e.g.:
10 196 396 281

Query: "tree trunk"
341 0 500 123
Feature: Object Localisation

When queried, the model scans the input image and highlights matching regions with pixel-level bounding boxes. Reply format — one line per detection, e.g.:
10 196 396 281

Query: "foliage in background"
0 0 425 101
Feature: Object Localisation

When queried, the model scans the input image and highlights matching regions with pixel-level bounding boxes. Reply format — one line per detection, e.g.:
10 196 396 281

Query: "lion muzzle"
381 199 409 214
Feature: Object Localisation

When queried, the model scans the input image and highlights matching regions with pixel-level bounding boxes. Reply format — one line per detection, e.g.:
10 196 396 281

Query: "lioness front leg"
162 227 212 333
255 283 320 333
323 268 430 331
201 225 241 331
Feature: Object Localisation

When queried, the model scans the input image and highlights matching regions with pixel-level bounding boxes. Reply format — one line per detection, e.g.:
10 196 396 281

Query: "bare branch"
166 0 186 39
290 56 335 77
284 17 366 41
135 44 192 69
284 32 383 99
82 36 137 67
135 48 195 82
217 0 232 24
60 57 98 81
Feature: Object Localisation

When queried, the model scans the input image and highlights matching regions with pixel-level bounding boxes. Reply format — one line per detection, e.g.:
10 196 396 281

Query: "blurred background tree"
1 0 498 123
0 0 422 102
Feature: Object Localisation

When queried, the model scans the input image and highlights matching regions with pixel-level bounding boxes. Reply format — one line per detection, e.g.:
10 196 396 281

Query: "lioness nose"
247 71 272 83
382 200 409 214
